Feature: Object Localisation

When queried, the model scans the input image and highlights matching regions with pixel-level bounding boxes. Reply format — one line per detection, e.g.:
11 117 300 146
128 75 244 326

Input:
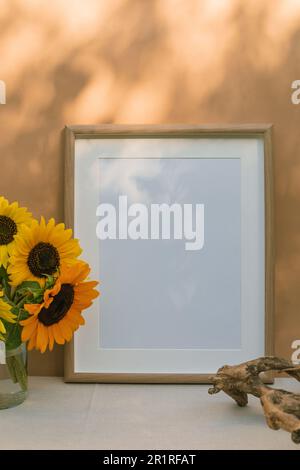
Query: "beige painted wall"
0 0 299 376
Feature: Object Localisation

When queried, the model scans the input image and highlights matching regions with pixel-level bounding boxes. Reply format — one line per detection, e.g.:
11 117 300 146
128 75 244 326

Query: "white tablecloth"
0 377 298 450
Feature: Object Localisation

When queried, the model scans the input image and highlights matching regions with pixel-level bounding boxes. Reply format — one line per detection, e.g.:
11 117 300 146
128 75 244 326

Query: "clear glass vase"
0 343 28 409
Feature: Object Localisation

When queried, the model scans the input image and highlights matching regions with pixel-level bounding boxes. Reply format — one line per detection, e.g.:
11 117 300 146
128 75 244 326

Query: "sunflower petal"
52 323 65 345
8 218 82 286
48 326 55 351
36 323 49 353
27 330 37 351
21 318 38 342
23 303 42 316
0 319 6 334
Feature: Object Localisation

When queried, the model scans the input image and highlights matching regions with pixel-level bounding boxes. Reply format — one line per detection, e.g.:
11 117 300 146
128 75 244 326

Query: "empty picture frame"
64 124 274 383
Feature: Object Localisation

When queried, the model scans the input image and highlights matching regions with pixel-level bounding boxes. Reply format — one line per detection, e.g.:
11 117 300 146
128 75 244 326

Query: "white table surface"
0 377 298 450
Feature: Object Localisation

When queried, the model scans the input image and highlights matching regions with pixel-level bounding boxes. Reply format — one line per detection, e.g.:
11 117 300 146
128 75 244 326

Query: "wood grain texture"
67 123 273 138
64 126 75 382
209 356 300 443
264 127 275 358
64 124 274 383
64 371 215 384
64 127 75 231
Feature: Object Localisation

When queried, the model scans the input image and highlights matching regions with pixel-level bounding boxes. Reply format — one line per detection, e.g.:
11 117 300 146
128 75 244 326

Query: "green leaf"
18 308 30 321
0 267 11 299
15 280 44 305
10 307 29 321
44 274 56 290
17 281 41 290
0 265 8 280
31 292 43 303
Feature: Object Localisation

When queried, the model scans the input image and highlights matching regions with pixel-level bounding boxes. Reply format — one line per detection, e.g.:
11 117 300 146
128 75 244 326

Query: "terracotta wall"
0 0 299 376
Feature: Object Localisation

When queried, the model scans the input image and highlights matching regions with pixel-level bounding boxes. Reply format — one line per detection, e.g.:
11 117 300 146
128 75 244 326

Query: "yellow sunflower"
8 217 82 286
20 262 99 352
0 196 33 268
0 298 16 341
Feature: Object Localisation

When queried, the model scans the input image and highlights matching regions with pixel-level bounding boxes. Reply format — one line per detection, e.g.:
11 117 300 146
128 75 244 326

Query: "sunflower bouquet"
0 196 99 400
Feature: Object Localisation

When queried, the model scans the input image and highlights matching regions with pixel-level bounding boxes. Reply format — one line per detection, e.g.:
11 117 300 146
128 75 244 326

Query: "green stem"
13 354 27 392
0 266 11 300
5 348 27 392
5 298 28 348
2 277 11 300
6 356 17 383
15 295 28 309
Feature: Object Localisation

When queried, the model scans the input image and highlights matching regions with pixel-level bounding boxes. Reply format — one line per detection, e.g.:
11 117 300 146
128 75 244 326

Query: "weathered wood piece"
208 357 300 443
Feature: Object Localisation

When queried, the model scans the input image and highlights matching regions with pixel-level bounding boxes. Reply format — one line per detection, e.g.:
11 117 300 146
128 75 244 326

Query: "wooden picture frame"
64 124 274 383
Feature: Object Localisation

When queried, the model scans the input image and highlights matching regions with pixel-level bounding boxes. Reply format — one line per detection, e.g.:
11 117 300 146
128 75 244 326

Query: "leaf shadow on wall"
0 0 299 374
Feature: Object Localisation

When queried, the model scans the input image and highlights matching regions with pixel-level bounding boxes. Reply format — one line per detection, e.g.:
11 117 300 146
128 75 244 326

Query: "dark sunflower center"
0 215 17 245
27 242 60 278
38 283 74 326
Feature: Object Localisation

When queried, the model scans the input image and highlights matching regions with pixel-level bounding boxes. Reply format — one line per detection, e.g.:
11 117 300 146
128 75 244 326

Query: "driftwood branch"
208 356 300 444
